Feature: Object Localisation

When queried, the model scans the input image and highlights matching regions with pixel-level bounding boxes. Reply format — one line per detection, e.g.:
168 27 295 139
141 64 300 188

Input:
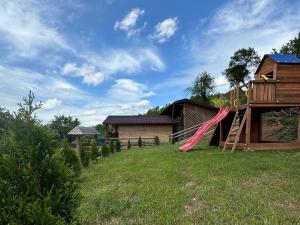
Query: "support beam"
75 135 81 156
245 106 251 149
232 109 247 152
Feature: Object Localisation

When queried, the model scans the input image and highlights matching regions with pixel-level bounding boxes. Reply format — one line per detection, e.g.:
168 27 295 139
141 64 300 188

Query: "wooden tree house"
210 54 300 151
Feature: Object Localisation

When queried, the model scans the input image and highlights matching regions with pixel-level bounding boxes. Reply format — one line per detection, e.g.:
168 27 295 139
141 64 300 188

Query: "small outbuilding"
161 99 219 133
68 126 100 152
103 115 176 144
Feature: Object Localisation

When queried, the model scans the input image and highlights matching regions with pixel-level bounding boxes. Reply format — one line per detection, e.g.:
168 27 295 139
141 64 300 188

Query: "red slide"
179 107 230 152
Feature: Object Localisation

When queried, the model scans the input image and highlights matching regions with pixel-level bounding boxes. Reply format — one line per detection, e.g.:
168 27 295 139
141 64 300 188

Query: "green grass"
78 144 300 225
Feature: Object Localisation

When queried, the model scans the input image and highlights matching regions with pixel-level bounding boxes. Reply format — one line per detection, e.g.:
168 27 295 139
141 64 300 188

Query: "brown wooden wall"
182 103 217 130
251 81 276 103
255 57 276 79
118 125 173 143
277 64 300 81
250 81 300 104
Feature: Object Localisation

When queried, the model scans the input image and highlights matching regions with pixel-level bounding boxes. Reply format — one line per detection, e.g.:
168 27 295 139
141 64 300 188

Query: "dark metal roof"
68 126 100 135
160 98 218 115
255 54 300 74
102 115 176 125
268 54 300 63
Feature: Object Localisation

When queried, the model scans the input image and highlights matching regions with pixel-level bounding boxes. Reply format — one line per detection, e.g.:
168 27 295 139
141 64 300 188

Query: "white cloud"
0 65 87 109
62 63 105 86
108 79 155 102
42 99 62 110
157 0 300 93
209 0 275 34
0 65 155 126
0 0 71 58
150 17 179 43
63 48 165 86
215 76 229 87
114 8 145 37
96 48 166 73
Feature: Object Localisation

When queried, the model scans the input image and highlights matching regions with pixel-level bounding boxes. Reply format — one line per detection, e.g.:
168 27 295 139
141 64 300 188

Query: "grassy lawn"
78 144 300 225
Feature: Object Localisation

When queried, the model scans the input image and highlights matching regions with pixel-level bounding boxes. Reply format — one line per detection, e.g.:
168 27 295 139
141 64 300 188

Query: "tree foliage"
79 145 91 168
145 104 170 115
127 140 131 149
62 138 81 176
0 107 12 137
90 139 99 161
138 136 143 148
109 140 115 154
186 72 215 104
0 91 80 225
95 123 106 136
223 47 260 87
273 32 300 58
116 140 121 152
154 136 160 146
48 115 80 141
102 143 110 157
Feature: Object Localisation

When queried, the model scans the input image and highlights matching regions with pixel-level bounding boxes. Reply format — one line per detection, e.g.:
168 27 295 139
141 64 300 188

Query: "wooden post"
245 107 251 148
236 84 240 110
75 135 81 156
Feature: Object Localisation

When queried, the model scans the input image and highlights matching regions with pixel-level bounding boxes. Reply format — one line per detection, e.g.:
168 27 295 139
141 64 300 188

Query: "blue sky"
0 0 299 125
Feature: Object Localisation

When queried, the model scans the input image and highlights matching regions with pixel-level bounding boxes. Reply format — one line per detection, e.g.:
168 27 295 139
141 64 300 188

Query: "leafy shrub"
138 136 143 148
116 140 121 152
102 143 110 157
62 138 81 176
0 119 80 225
154 136 160 146
127 140 131 149
90 139 99 161
80 145 91 167
109 140 115 154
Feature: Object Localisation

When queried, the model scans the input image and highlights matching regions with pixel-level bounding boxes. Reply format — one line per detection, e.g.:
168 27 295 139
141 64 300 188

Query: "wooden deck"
249 80 300 105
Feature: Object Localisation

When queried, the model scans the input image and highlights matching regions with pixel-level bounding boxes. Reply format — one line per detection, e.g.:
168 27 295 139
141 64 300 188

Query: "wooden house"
103 115 176 144
161 99 218 134
103 99 218 145
212 54 300 151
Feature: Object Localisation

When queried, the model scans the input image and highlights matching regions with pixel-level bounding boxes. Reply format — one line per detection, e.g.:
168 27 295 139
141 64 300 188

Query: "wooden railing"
249 81 300 104
106 137 156 146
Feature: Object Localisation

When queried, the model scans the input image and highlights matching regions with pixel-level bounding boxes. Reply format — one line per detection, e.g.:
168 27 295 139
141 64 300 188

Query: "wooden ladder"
222 109 248 152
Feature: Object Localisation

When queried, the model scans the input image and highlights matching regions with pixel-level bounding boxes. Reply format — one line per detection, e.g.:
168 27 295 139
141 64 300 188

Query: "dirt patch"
242 172 286 189
185 197 205 215
271 200 300 213
185 180 197 189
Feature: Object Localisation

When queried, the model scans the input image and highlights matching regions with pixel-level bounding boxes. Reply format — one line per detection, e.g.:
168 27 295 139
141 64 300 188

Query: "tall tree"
186 72 215 104
223 47 260 87
48 115 80 141
273 32 300 58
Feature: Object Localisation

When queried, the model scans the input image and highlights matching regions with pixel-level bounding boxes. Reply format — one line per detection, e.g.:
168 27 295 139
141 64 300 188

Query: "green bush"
154 136 160 146
102 143 109 157
138 136 143 148
80 145 91 167
127 140 131 149
109 140 115 154
0 122 80 225
62 139 81 176
116 140 121 152
90 139 99 161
